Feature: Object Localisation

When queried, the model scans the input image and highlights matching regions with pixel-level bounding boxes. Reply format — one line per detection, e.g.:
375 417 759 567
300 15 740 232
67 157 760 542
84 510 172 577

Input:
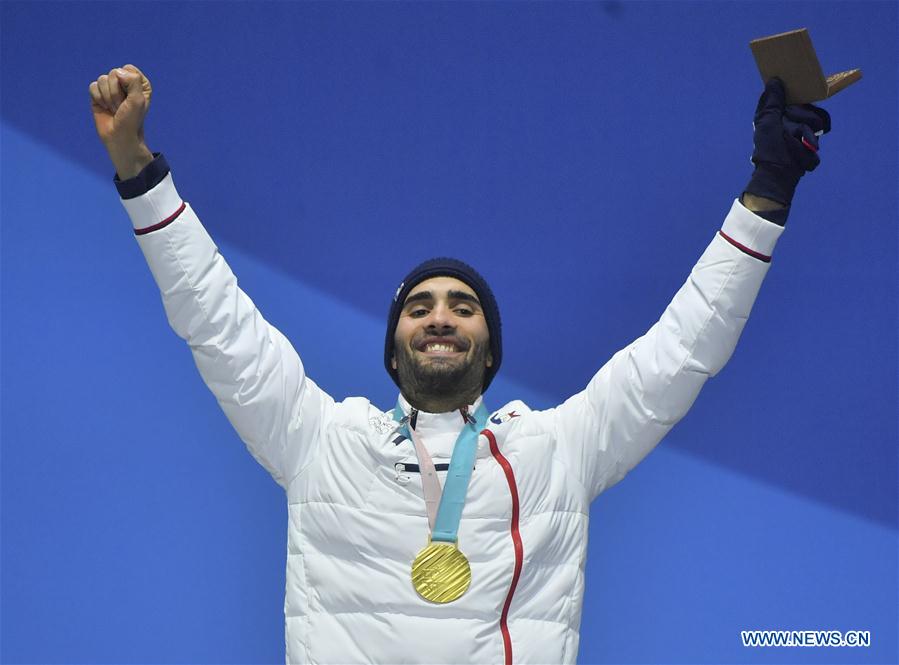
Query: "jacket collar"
397 393 483 438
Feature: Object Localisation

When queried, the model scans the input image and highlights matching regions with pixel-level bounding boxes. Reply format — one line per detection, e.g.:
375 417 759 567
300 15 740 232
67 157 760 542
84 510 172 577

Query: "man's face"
392 277 493 403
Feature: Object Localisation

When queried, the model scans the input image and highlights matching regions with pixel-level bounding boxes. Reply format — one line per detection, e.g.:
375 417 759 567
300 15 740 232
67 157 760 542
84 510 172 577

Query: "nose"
425 302 455 333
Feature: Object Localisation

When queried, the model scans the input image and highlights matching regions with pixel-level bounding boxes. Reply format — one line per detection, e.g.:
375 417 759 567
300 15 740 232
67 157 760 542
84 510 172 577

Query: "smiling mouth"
416 340 466 356
425 342 458 353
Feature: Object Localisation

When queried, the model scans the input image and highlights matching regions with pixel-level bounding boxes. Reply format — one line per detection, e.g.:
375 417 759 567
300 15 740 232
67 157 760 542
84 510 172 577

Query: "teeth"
425 343 457 352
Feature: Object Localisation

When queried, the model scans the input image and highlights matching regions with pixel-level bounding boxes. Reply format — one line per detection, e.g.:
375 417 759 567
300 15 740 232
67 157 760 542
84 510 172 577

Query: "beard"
394 338 491 412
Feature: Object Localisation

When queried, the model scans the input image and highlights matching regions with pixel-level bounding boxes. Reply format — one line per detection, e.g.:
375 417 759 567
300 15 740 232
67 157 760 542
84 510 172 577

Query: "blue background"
1 1 896 663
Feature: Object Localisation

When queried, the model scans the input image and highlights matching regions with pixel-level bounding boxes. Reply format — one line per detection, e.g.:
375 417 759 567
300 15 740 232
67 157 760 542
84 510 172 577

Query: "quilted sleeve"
120 172 335 489
550 200 785 500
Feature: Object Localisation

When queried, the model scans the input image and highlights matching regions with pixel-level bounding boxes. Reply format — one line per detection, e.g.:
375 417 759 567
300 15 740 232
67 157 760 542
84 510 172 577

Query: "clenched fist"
89 64 154 180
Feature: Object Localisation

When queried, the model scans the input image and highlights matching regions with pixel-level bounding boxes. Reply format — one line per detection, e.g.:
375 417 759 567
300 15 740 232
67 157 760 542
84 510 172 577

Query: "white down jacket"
120 172 783 664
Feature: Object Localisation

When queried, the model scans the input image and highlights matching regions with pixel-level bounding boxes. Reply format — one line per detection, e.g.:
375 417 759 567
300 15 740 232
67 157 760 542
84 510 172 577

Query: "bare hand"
89 64 152 148
89 65 154 179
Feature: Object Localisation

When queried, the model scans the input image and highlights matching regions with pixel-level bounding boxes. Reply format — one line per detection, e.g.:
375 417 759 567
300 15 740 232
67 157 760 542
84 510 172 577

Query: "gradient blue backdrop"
2 1 896 663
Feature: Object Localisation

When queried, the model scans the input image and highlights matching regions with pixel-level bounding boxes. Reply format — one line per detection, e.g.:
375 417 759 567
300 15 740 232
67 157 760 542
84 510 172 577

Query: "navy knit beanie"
384 257 502 392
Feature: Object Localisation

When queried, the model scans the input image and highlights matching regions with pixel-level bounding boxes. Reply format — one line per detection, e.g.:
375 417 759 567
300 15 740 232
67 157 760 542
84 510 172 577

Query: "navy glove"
744 77 832 206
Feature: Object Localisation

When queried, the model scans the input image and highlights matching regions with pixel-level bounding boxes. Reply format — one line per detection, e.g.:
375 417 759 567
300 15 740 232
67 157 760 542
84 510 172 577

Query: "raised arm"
90 65 334 488
549 79 831 500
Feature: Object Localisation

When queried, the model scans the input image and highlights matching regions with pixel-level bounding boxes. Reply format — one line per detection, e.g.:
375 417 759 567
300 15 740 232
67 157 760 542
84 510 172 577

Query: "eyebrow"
403 290 481 307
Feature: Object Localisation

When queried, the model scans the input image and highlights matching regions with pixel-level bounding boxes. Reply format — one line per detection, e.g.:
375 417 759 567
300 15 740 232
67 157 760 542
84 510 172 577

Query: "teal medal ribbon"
394 400 489 602
393 401 488 543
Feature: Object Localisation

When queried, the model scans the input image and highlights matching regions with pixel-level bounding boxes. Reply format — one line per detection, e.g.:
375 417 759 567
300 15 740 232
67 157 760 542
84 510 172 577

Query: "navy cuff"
114 152 170 200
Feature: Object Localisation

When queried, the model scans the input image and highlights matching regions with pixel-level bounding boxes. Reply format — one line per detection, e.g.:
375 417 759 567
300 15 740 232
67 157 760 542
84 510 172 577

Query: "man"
90 64 830 664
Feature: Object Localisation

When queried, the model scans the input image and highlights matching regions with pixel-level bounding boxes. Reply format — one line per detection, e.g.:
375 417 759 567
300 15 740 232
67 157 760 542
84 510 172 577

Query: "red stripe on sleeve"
485 429 523 665
718 230 772 263
134 202 186 236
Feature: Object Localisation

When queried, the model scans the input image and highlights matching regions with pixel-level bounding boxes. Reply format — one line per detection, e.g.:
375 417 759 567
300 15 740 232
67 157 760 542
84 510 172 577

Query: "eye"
409 308 429 318
454 307 473 316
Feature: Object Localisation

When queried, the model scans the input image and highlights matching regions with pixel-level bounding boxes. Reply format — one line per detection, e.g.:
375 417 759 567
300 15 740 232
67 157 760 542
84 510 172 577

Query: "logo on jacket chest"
489 410 520 425
369 413 398 435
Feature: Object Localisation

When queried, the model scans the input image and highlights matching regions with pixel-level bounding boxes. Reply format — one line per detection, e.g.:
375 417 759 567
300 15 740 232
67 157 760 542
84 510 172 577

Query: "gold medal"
411 540 471 603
